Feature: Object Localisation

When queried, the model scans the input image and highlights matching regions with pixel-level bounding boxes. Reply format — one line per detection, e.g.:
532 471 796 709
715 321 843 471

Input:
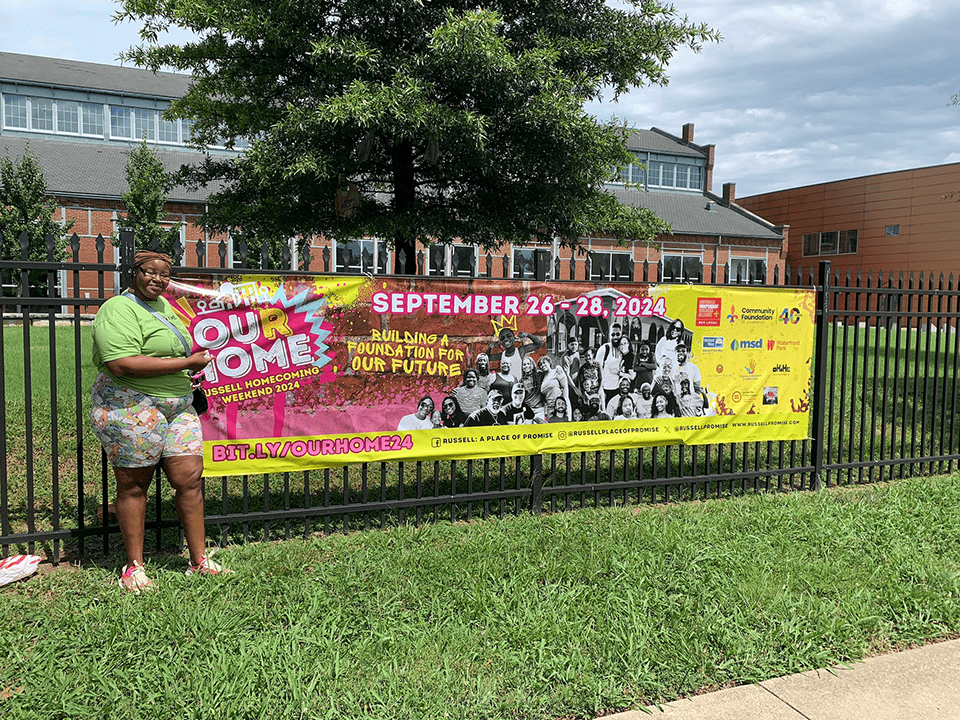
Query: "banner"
166 276 815 476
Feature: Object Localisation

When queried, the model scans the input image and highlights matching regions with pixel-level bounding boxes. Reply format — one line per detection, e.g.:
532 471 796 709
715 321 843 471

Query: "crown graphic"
491 315 519 337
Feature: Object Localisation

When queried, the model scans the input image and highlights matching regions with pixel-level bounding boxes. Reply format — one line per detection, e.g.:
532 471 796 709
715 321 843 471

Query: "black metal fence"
1 230 957 563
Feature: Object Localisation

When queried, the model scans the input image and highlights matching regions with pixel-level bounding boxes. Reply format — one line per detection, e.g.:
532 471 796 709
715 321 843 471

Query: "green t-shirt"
92 294 194 398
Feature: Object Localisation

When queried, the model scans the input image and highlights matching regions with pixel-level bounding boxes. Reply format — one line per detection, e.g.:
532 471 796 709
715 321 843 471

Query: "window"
159 117 179 143
110 106 131 138
80 103 103 136
451 245 476 277
31 98 54 131
729 257 767 285
335 239 387 274
802 229 858 256
610 152 704 191
3 95 28 128
512 248 537 279
133 109 156 140
513 247 553 279
425 244 479 276
57 101 79 134
589 251 632 282
886 224 900 236
662 254 702 283
427 245 446 275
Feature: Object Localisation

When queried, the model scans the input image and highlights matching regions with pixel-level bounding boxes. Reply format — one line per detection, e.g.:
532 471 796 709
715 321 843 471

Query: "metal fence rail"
0 231 956 562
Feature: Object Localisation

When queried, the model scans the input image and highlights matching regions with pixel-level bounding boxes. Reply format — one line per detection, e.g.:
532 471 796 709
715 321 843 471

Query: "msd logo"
730 339 764 351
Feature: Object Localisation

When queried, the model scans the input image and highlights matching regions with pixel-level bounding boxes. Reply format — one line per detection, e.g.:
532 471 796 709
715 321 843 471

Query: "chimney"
682 123 694 143
704 144 715 193
722 182 736 205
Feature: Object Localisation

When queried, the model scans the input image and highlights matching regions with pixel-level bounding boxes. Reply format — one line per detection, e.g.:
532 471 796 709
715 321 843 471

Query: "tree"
0 146 74 293
116 0 718 273
117 140 182 255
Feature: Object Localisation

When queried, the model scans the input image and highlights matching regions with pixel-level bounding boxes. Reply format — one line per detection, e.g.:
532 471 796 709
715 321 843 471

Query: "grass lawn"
3 473 960 719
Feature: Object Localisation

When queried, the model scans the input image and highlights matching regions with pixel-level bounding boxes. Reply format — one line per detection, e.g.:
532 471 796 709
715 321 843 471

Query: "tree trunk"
391 139 417 275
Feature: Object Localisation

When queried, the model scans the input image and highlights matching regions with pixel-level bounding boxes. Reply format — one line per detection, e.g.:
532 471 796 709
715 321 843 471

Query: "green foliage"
115 0 718 270
116 140 183 254
4 476 960 718
0 147 73 292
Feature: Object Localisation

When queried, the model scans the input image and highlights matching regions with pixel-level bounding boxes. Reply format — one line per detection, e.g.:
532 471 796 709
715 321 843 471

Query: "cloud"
587 0 960 195
4 0 959 198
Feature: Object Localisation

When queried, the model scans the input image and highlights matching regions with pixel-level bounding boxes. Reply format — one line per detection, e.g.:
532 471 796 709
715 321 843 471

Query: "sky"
3 0 959 197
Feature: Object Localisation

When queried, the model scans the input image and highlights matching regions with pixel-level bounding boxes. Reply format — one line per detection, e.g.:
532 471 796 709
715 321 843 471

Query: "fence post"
529 454 544 514
119 228 135 290
810 259 832 490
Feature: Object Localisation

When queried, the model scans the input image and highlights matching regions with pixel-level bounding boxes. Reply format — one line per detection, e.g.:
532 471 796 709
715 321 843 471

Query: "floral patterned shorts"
91 373 202 468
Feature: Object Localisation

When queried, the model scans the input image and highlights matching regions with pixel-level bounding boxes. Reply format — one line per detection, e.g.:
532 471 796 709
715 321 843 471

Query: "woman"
397 396 435 430
439 395 468 428
617 336 636 384
91 251 227 593
519 355 548 419
613 394 638 421
655 319 685 369
651 391 676 419
537 355 571 421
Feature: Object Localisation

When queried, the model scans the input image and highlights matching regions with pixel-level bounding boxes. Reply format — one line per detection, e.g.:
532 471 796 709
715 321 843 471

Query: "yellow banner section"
202 412 808 476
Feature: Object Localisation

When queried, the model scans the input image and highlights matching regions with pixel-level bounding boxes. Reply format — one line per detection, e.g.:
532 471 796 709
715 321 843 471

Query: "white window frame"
80 102 104 137
56 100 79 134
2 94 28 129
728 256 767 285
662 253 703 283
588 250 632 282
335 238 389 274
110 106 132 139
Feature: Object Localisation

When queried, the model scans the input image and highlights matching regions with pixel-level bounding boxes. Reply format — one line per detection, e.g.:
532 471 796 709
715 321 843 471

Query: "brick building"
2 51 786 290
738 163 960 279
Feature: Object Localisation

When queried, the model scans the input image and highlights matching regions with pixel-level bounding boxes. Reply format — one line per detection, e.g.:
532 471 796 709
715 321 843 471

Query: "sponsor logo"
743 359 757 375
702 336 724 350
763 386 779 405
716 364 724 374
730 338 764 350
726 304 739 323
772 364 791 373
775 339 802 349
740 307 776 322
696 298 723 326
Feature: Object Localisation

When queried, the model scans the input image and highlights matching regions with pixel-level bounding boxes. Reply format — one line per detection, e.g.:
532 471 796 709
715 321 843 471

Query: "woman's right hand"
185 350 213 372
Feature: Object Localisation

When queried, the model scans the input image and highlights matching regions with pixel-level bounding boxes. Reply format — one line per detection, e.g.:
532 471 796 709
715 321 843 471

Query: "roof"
0 51 191 100
0 136 219 203
624 128 706 158
606 185 783 241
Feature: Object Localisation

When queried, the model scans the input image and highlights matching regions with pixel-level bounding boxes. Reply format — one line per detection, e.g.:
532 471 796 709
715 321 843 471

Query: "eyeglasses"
138 268 171 280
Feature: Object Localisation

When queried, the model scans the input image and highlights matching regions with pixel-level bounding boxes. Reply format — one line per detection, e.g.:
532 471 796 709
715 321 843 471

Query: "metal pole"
119 228 135 290
810 260 832 490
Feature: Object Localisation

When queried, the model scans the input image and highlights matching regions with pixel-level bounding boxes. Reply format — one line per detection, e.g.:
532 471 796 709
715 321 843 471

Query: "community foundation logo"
739 307 776 322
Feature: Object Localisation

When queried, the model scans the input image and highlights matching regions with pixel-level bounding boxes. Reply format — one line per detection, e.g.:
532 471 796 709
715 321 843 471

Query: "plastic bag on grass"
0 555 42 586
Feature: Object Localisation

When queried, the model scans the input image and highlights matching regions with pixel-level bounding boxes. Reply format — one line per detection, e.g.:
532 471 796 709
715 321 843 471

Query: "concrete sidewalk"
609 638 960 720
